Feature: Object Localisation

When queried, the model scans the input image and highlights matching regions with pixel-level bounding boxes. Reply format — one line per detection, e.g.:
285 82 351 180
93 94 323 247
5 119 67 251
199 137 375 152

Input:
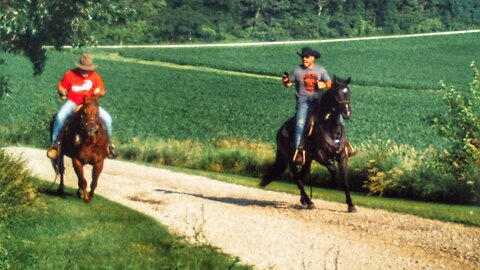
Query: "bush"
351 140 479 203
354 141 426 198
432 62 480 203
0 149 40 222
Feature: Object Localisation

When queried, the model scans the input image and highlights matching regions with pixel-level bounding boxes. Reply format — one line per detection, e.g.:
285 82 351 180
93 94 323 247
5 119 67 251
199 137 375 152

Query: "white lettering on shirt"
71 80 93 92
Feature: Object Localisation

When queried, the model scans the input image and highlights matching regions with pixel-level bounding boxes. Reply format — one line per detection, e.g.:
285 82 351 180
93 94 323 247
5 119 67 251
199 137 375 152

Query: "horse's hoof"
307 203 316 210
57 187 65 195
89 191 95 198
83 189 90 202
77 188 83 198
348 205 357 213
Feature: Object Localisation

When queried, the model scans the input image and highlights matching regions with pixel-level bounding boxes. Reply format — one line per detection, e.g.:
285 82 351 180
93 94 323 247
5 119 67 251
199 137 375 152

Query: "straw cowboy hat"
75 53 98 71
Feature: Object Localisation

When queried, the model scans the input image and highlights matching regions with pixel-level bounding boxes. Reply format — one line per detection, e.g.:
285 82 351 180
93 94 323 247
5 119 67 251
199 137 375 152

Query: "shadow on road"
155 188 296 209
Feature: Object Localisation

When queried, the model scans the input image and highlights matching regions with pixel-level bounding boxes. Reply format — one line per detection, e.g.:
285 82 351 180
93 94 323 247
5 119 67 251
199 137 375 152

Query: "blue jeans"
51 100 113 143
294 94 319 149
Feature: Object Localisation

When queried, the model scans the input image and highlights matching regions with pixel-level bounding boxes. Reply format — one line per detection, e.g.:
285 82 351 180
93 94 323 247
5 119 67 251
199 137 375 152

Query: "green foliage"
353 141 478 203
432 62 480 202
85 0 480 45
0 0 132 75
0 58 12 99
1 182 252 269
0 150 41 222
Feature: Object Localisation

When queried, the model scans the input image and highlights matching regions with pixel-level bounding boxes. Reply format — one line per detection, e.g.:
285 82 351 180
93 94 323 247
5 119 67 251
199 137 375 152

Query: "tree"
0 0 131 75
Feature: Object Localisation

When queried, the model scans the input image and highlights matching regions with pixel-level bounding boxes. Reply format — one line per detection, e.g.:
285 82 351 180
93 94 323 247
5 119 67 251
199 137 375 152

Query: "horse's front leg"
89 160 104 199
326 161 337 188
338 157 356 213
72 158 90 202
290 161 314 209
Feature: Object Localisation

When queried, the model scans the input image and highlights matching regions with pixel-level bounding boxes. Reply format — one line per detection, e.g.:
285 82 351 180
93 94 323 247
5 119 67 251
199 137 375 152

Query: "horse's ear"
346 77 352 84
333 75 339 84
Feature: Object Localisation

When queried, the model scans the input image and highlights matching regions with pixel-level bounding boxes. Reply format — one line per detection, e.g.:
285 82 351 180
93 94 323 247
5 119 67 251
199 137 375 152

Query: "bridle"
81 102 100 137
333 86 351 119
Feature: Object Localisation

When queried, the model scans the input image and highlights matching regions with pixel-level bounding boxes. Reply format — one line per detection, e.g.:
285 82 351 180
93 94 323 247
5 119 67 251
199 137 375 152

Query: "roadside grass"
155 164 480 228
1 179 252 270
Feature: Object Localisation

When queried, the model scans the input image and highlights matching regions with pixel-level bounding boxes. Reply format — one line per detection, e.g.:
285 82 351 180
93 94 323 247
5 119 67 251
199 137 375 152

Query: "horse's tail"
260 150 288 187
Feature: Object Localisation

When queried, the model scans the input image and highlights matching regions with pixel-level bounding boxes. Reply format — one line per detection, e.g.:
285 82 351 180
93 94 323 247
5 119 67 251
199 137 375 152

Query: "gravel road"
5 146 479 270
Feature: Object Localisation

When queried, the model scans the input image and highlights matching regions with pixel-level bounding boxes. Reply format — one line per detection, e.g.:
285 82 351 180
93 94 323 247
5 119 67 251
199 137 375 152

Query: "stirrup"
307 122 314 136
292 148 306 165
47 141 61 159
346 142 357 157
107 143 118 159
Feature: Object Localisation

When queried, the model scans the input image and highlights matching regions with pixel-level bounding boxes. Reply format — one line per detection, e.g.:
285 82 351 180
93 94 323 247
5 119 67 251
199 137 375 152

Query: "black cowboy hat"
297 47 321 59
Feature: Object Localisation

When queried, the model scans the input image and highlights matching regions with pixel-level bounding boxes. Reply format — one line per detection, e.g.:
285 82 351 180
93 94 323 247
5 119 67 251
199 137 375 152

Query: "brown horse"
51 95 108 202
261 76 356 212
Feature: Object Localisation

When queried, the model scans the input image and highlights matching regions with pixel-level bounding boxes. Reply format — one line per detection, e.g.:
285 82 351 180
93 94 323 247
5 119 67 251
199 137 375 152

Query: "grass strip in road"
155 164 480 228
94 52 276 80
1 179 252 270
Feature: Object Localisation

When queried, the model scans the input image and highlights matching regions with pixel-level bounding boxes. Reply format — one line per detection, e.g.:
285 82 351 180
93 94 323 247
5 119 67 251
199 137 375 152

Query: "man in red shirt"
47 54 118 159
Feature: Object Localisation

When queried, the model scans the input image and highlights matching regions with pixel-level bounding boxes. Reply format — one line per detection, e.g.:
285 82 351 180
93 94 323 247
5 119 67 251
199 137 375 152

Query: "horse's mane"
311 84 338 123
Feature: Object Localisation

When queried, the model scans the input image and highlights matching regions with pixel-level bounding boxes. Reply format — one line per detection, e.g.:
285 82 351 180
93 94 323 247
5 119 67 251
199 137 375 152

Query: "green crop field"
104 32 480 90
0 44 454 149
1 33 479 203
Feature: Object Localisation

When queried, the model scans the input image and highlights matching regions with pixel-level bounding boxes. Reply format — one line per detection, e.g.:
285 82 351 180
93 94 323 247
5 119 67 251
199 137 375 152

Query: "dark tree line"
91 0 480 44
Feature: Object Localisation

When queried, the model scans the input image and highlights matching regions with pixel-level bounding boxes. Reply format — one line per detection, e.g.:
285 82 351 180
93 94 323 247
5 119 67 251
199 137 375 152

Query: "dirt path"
5 146 479 270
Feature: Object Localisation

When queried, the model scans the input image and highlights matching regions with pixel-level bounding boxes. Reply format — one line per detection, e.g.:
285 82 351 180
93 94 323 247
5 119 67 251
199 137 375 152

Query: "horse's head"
81 96 100 137
331 76 352 120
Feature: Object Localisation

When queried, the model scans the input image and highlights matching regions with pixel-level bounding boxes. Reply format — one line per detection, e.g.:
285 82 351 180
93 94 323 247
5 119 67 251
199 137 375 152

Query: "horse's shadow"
155 188 294 209
37 186 71 198
155 188 344 212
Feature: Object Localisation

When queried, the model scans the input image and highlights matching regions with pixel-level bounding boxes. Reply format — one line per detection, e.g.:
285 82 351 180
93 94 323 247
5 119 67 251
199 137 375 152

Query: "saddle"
296 112 356 162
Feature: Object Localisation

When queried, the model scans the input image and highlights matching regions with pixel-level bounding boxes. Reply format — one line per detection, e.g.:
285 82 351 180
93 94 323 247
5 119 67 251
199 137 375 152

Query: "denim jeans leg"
99 107 112 139
294 100 309 149
52 100 77 143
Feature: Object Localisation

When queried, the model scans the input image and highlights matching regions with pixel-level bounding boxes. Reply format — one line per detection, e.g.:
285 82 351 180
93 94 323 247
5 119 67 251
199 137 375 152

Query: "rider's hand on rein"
318 81 327 89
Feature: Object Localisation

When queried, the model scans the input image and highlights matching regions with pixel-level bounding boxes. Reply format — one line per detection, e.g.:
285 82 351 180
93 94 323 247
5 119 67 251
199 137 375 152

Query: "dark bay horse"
51 96 108 202
261 76 356 212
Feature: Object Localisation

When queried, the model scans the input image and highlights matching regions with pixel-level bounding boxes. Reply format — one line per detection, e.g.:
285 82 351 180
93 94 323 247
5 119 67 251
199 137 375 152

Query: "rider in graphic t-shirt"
47 53 118 160
283 47 331 165
283 47 355 165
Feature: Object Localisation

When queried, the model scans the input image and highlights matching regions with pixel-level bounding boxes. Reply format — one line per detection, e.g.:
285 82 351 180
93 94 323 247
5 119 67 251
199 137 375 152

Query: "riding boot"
107 142 118 159
47 140 61 159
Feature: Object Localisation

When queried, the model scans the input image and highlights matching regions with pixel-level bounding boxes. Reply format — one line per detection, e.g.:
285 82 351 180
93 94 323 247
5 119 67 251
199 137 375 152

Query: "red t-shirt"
59 70 105 105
